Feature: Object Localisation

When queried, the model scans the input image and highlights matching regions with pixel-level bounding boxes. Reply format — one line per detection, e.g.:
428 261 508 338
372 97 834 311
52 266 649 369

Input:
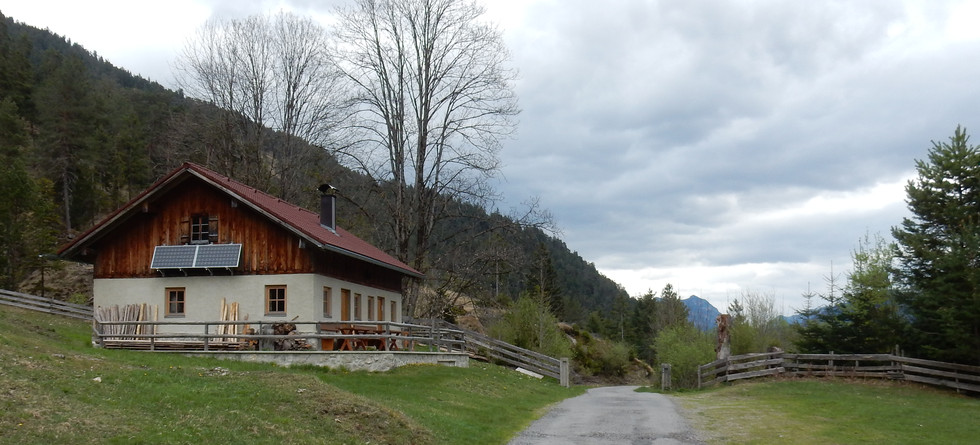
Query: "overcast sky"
4 0 979 314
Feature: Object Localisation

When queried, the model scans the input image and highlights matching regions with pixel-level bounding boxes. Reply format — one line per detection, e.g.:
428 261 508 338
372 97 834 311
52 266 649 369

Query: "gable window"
166 287 185 316
266 285 286 315
322 287 332 318
190 214 217 244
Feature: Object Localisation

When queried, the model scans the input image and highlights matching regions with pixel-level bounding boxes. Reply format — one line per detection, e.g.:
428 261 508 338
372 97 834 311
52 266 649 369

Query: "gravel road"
507 386 705 445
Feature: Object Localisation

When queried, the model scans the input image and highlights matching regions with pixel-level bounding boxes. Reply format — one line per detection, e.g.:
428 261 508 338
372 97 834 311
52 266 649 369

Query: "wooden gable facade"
59 163 421 337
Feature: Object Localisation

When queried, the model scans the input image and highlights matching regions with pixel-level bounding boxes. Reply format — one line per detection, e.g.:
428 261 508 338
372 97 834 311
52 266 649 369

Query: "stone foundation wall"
183 350 469 372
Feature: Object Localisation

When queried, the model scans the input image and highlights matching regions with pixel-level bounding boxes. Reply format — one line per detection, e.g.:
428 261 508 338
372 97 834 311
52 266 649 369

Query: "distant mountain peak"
683 295 721 331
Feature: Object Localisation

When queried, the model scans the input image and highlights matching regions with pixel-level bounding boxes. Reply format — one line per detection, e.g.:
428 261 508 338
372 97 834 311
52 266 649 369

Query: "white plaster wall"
311 274 403 324
94 274 403 334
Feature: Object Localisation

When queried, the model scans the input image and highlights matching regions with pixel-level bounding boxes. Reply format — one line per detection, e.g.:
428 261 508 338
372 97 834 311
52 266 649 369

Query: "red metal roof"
59 162 422 278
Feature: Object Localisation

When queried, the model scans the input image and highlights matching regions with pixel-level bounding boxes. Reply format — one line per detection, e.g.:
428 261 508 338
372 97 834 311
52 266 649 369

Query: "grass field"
6 303 979 444
0 305 582 444
675 378 980 444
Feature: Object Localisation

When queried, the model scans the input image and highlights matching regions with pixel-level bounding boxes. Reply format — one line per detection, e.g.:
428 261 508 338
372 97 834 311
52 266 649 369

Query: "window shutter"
209 216 219 243
179 218 190 244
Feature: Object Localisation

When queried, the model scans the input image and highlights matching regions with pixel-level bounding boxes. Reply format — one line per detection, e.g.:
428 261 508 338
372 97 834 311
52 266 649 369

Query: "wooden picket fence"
0 288 93 320
698 352 980 395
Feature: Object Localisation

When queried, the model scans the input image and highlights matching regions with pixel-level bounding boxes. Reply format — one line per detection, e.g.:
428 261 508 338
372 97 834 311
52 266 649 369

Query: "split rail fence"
0 289 93 320
411 318 571 387
698 352 980 395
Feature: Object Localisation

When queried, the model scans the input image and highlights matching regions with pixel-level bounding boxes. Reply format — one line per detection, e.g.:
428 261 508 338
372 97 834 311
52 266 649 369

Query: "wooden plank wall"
93 178 314 278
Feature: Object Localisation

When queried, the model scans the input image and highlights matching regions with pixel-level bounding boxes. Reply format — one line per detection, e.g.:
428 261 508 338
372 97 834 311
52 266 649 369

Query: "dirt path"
508 386 705 445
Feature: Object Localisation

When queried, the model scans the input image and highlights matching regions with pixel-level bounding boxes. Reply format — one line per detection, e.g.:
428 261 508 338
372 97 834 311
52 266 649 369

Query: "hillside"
0 12 627 322
0 304 581 444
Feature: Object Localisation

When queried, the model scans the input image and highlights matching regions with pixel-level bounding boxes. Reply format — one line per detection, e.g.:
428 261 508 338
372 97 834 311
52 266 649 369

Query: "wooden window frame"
190 214 210 244
341 289 351 321
367 296 375 321
354 293 362 321
378 296 385 321
391 300 397 323
265 285 287 315
165 287 185 317
322 287 332 318
189 213 218 244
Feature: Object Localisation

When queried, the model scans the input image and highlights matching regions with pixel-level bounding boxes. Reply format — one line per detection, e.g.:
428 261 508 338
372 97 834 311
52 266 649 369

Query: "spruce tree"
892 126 980 365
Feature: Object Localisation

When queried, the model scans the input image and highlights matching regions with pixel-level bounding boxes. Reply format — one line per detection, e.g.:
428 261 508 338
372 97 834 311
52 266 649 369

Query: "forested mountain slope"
0 12 627 322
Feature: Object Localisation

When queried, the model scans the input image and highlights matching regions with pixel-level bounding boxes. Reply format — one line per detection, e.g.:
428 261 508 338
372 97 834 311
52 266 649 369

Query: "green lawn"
676 378 980 444
0 305 582 444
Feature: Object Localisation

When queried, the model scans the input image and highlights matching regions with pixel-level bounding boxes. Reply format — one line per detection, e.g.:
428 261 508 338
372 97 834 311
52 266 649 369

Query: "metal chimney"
318 184 337 231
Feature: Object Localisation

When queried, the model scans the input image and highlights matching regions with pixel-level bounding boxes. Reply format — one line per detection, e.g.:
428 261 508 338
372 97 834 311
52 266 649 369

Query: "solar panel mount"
151 244 242 269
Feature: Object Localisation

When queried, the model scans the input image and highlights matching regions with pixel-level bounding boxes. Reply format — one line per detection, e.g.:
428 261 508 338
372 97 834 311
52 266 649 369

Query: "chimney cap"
318 184 337 195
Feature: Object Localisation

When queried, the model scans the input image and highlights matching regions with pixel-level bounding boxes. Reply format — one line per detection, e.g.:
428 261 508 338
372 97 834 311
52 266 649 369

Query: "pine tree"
34 50 106 232
525 243 564 319
0 98 60 289
654 283 689 332
839 232 905 353
892 126 980 365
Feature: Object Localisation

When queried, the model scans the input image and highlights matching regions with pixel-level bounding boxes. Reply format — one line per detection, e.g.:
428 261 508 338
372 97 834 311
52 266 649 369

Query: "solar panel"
151 244 242 269
151 245 197 269
194 244 241 268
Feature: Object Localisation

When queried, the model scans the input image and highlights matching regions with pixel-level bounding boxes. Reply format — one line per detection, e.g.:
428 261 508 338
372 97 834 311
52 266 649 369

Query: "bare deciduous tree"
331 0 520 315
175 11 347 201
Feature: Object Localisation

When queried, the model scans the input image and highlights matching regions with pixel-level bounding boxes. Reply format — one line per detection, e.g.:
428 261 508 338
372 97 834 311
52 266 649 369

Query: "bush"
488 295 571 359
653 323 715 389
572 331 631 376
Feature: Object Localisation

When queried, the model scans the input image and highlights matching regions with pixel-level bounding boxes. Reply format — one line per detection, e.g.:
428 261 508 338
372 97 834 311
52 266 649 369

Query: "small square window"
190 214 217 244
166 287 185 316
266 285 286 315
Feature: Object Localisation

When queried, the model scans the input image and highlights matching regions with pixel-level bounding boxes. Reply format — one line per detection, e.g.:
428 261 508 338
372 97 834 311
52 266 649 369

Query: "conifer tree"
892 126 980 365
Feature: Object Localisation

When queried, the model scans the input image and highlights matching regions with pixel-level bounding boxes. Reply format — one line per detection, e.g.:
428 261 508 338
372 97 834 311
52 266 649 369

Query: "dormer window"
189 214 217 244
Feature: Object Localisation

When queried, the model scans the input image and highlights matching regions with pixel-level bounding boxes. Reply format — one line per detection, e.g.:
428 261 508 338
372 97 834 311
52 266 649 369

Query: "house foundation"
181 350 469 372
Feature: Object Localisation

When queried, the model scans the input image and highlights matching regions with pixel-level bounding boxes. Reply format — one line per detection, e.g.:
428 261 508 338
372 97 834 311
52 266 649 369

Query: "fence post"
559 358 570 388
661 363 672 391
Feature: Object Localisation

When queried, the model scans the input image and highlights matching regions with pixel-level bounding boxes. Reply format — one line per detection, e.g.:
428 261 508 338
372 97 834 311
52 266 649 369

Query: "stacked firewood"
272 323 312 351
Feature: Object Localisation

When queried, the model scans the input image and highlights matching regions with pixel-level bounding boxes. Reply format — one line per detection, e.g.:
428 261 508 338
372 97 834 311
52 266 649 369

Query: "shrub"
572 331 631 376
488 295 571 359
653 323 715 389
